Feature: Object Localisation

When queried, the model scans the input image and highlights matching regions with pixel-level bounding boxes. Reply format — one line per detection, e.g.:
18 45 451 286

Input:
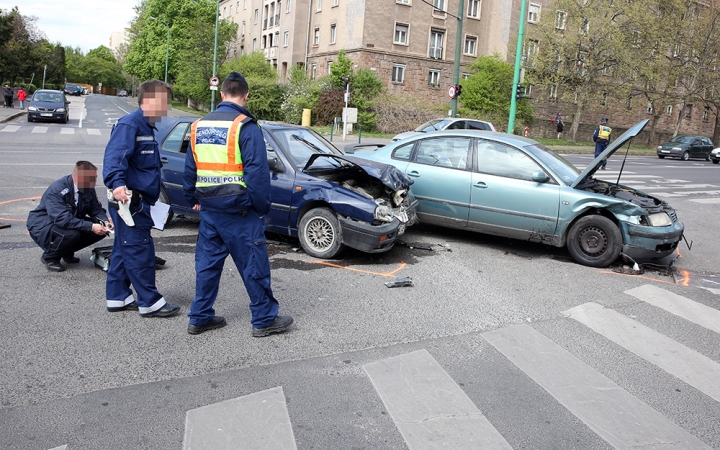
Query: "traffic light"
341 76 350 89
516 84 526 100
455 84 462 97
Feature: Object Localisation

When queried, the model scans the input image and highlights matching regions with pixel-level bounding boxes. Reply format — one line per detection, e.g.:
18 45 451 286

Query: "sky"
0 0 139 52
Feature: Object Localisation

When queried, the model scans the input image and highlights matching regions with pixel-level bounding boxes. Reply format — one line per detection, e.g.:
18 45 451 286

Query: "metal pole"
211 0 220 111
508 0 528 134
164 26 170 83
450 0 465 118
42 66 47 89
342 83 349 141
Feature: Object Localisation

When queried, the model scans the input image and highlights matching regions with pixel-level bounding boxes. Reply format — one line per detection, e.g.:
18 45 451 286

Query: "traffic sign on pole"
448 85 456 99
209 76 220 86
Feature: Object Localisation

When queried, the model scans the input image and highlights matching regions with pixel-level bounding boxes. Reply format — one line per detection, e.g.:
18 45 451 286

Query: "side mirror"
268 157 284 172
531 171 549 183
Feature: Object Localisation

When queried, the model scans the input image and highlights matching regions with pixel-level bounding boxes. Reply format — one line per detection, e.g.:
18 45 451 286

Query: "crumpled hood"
572 119 649 188
303 154 414 191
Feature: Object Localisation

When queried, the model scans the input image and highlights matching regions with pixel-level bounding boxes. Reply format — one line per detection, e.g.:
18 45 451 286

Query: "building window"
223 6 226 16
244 0 247 9
462 72 469 79
392 64 405 83
555 11 566 29
549 84 557 99
286 0 291 12
311 63 317 80
666 105 673 116
428 70 440 87
397 0 410 4
464 35 477 56
703 106 710 122
333 0 339 6
229 5 232 15
467 0 480 18
274 30 280 47
523 39 538 66
327 61 333 74
528 3 540 23
317 0 322 11
242 21 246 35
600 92 607 106
252 38 257 50
314 28 320 45
433 0 445 12
330 24 336 44
685 104 692 118
647 103 653 114
237 1 240 9
429 29 444 59
254 9 258 23
284 30 289 47
394 23 409 45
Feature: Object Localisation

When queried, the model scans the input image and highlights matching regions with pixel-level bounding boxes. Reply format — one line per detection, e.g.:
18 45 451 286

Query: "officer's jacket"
183 102 271 215
27 175 108 249
103 108 162 204
593 125 612 142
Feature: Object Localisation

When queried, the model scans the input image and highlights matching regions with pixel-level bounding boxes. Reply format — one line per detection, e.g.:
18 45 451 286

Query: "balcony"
263 47 277 59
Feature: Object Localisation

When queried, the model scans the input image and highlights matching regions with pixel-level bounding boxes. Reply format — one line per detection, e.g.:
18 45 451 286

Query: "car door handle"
407 171 420 177
160 157 169 164
473 182 488 189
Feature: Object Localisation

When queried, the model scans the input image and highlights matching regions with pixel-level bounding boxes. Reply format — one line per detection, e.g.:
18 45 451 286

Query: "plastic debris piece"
385 277 414 288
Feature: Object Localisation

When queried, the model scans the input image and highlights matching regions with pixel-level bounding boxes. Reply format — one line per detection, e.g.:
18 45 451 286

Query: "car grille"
37 107 56 112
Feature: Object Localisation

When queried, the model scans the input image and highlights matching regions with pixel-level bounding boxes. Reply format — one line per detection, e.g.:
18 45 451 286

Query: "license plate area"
41 113 53 117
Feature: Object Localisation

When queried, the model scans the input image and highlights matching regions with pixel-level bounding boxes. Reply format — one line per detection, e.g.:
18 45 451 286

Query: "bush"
314 88 345 126
246 77 286 121
372 93 446 134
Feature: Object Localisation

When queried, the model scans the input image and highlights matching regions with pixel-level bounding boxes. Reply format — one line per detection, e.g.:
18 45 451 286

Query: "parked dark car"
64 83 80 96
156 118 418 258
657 135 713 160
27 89 70 123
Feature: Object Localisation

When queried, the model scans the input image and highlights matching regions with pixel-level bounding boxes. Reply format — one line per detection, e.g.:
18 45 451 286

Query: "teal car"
350 119 684 267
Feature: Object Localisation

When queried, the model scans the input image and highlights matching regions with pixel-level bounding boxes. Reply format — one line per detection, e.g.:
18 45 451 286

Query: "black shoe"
600 166 606 170
107 301 139 312
252 315 294 337
41 256 65 272
188 316 227 335
141 302 181 318
62 254 80 264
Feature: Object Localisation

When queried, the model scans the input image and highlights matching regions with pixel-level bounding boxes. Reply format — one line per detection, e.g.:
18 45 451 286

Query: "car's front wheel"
566 215 621 267
713 160 719 165
157 188 174 227
682 151 690 161
658 154 665 159
298 207 344 258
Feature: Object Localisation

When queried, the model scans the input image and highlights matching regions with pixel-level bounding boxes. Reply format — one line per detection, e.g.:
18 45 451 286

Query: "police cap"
601 117 608 124
225 71 247 84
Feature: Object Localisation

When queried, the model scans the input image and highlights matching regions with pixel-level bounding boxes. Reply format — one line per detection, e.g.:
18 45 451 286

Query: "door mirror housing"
532 170 549 183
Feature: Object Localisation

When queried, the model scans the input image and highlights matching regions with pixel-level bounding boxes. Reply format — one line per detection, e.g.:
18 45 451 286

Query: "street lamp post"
150 16 170 83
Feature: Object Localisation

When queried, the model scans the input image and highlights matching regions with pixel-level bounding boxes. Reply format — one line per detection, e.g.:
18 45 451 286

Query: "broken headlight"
646 212 672 227
374 205 409 223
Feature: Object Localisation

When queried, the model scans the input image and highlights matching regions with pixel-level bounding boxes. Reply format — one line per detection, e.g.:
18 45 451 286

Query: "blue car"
27 89 70 123
156 118 418 258
349 119 684 267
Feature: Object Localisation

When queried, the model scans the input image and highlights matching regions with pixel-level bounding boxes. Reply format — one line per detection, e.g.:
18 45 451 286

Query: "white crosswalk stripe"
0 124 20 132
0 124 105 135
626 284 720 334
31 126 48 133
59 128 74 134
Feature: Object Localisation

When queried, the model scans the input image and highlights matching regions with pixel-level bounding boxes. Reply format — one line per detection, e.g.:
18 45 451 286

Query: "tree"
221 51 277 80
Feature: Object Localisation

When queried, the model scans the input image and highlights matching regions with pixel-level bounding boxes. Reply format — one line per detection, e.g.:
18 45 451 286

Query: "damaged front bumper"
339 198 418 253
619 219 685 262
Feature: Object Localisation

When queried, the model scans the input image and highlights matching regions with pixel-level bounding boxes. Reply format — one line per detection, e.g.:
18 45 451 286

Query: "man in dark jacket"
3 84 13 108
183 71 293 337
27 161 112 272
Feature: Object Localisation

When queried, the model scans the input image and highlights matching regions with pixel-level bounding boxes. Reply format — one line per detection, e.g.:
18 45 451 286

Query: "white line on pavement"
625 285 720 334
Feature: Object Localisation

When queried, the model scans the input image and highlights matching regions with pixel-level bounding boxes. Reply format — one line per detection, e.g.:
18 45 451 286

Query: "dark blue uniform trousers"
106 200 166 314
188 209 279 328
595 141 608 168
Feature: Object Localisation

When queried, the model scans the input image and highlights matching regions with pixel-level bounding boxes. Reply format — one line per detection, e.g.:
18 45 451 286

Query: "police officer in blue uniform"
27 161 111 272
593 117 612 170
183 71 293 336
102 79 180 318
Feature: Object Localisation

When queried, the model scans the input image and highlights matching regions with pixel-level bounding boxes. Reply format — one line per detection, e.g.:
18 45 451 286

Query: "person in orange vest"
183 71 293 337
593 117 612 170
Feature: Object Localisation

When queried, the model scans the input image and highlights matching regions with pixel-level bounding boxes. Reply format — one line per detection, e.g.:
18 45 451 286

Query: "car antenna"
615 139 633 187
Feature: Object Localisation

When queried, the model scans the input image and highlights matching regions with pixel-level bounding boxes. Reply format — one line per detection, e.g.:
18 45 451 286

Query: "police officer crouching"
183 71 293 336
27 161 112 272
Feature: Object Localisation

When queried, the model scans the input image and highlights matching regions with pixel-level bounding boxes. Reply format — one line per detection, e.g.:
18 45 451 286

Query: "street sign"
209 76 220 87
210 86 218 91
448 85 456 99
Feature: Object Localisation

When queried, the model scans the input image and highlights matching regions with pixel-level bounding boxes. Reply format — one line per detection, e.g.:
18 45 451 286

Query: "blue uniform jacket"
183 102 271 215
103 108 162 204
27 175 108 249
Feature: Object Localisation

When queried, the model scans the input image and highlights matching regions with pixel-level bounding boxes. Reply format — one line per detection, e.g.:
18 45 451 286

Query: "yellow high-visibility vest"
190 114 251 188
597 125 612 140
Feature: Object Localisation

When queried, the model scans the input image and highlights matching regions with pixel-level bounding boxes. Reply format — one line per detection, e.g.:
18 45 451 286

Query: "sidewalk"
0 105 26 123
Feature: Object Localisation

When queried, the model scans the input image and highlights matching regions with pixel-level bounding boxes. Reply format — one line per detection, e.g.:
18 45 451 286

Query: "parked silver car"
392 118 496 142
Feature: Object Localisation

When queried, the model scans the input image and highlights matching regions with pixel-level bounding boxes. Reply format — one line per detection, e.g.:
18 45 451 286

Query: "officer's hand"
105 218 114 230
192 204 201 211
91 223 108 236
113 186 129 204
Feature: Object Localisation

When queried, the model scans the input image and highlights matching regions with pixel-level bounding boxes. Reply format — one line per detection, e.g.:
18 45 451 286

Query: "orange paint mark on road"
599 269 678 285
677 269 691 287
0 217 24 222
316 261 407 278
0 196 41 205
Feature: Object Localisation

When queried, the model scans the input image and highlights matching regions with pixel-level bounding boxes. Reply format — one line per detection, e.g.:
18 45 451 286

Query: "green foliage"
65 46 125 88
349 68 384 131
245 77 286 121
329 49 352 88
281 65 320 124
221 51 277 81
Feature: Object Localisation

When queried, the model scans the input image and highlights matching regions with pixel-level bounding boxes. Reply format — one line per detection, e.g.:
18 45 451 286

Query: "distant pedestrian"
555 113 564 139
3 84 13 108
17 87 26 109
593 117 612 170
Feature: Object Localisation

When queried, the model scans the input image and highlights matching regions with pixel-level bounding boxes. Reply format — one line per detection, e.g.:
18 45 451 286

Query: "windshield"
414 119 452 133
33 92 63 103
268 127 342 169
524 144 581 186
668 135 694 144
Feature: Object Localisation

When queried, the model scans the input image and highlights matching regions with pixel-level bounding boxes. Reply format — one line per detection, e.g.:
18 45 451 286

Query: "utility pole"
450 0 465 118
211 0 220 111
341 76 349 141
507 0 528 134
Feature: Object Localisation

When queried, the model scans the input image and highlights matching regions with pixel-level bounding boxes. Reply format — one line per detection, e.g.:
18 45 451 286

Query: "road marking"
563 302 720 402
47 446 67 450
690 198 720 204
652 190 720 197
60 128 74 134
625 285 720 334
183 386 296 450
0 125 20 132
86 128 101 135
316 261 407 277
31 126 48 133
483 324 712 450
364 349 512 450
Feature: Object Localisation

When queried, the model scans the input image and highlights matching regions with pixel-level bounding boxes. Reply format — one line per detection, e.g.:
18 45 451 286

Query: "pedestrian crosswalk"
0 124 106 135
583 168 720 202
154 284 719 450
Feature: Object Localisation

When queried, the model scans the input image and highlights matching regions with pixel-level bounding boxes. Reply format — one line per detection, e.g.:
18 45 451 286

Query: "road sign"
448 85 456 99
209 76 220 87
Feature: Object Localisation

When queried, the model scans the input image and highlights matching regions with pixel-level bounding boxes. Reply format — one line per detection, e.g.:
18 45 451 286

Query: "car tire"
27 115 32 122
706 154 711 162
298 207 344 258
657 155 665 159
63 115 68 124
566 215 622 268
158 188 174 226
682 151 690 161
713 160 719 165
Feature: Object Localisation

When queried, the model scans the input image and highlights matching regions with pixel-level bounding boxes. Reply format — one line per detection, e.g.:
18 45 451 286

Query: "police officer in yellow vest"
183 71 293 337
593 117 612 170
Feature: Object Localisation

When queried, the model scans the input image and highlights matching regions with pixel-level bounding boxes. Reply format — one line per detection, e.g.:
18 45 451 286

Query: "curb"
0 110 26 123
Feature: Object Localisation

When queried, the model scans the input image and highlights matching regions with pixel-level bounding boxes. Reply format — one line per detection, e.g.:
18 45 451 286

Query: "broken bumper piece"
338 216 403 253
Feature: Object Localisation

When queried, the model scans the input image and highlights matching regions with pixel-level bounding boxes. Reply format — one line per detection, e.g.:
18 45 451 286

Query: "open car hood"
303 154 414 191
571 119 649 188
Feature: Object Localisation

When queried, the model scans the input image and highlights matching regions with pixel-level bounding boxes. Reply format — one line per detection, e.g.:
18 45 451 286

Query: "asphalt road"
1 95 719 450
